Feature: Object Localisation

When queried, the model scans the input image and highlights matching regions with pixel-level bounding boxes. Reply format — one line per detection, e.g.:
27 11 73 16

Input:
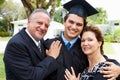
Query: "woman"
64 25 120 80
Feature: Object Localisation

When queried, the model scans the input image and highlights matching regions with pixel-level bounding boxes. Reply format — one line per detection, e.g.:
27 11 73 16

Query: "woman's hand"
64 67 80 80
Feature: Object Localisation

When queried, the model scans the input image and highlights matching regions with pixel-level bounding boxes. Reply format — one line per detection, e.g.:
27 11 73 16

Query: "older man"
3 8 62 80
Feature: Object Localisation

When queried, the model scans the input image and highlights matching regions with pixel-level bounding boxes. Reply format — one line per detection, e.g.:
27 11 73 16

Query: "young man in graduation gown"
44 0 120 80
44 0 97 79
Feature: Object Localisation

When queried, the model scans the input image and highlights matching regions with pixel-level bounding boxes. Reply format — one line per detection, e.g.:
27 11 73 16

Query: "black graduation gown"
44 36 88 80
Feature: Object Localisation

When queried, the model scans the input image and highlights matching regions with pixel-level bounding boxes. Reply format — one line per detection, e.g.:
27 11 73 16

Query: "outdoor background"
0 0 120 80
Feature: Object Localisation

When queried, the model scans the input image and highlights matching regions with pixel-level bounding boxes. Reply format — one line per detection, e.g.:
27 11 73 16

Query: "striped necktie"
38 42 42 53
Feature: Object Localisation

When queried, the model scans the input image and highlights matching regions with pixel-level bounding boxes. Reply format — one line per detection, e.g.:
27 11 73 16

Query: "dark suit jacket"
44 36 88 80
3 28 59 80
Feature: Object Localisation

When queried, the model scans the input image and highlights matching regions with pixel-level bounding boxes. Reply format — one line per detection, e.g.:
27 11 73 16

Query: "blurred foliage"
0 32 12 37
0 0 26 33
104 34 113 42
53 7 108 25
0 0 5 5
113 27 120 42
0 0 26 21
21 0 61 17
87 8 108 25
53 8 65 23
0 19 7 31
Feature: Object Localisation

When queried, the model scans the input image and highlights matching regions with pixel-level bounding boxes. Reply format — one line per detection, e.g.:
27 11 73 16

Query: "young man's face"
63 14 84 41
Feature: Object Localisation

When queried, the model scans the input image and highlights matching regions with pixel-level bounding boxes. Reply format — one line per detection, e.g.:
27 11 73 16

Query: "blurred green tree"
21 0 61 17
0 0 26 32
87 8 108 24
0 0 5 5
53 7 108 24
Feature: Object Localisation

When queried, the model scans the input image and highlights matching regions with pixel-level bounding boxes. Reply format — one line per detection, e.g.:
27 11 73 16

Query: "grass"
103 42 115 55
0 54 5 80
0 37 9 80
0 37 11 41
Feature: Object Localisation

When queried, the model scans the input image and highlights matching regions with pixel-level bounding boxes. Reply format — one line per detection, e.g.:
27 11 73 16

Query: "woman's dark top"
80 55 120 80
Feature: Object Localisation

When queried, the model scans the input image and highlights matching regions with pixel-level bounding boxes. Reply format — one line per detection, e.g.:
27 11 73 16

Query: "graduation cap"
63 0 98 19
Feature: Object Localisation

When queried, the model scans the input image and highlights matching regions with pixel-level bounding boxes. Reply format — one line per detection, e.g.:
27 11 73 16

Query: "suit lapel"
20 28 45 60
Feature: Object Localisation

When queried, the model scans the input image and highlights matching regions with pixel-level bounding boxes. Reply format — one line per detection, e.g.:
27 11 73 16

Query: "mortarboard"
63 0 98 18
